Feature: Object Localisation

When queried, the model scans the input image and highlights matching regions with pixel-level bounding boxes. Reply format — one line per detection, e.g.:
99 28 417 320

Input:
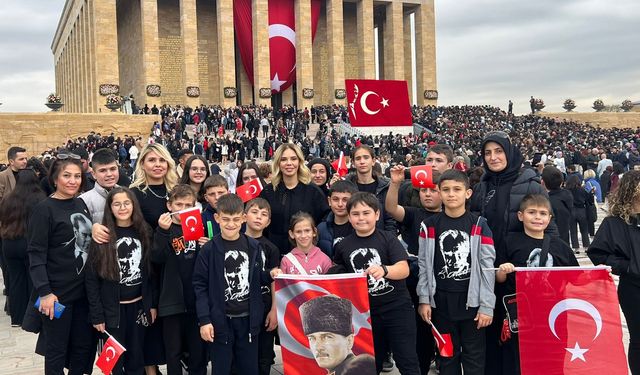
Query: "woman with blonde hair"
588 170 640 374
260 143 329 254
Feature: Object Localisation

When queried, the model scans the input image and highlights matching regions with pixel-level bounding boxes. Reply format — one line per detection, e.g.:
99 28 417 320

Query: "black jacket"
317 212 336 258
85 262 154 327
588 216 640 277
192 235 273 343
548 188 573 245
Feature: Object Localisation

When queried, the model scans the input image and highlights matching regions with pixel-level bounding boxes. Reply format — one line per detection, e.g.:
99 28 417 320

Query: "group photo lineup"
0 0 638 374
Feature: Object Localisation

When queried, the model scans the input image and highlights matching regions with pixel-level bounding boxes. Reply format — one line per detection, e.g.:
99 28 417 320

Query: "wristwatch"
381 264 389 278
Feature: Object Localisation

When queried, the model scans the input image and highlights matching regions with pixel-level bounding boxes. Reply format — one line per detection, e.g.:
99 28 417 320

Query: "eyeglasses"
56 153 81 160
112 201 133 209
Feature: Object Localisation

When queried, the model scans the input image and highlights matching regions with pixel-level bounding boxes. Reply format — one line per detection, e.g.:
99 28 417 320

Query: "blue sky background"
0 0 637 114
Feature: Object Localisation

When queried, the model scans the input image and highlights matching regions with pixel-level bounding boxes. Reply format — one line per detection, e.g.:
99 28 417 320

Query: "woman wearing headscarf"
469 131 553 375
307 158 332 197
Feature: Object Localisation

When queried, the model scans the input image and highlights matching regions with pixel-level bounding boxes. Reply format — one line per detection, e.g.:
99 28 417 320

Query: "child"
496 194 578 374
201 175 229 238
317 180 358 257
80 148 121 223
244 198 280 375
86 187 154 375
417 169 496 375
332 192 421 374
152 184 209 375
193 194 279 375
281 212 332 275
541 166 573 246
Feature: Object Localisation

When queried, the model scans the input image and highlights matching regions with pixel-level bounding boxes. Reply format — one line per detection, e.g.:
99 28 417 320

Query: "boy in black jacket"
496 194 578 374
541 166 573 246
153 184 208 375
193 194 280 375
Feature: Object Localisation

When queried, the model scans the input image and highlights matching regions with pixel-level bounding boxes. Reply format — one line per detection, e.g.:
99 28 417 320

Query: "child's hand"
498 263 515 274
366 265 385 280
475 313 492 329
389 165 406 184
150 308 157 324
92 223 110 244
270 268 282 278
329 172 342 186
418 304 432 323
200 323 214 342
197 236 209 246
158 213 172 230
93 323 106 333
265 308 278 331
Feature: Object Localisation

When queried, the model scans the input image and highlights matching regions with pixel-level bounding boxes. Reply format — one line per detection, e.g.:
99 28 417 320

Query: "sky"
0 0 638 114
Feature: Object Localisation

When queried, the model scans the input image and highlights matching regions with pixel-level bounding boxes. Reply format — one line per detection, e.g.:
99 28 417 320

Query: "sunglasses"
56 153 81 160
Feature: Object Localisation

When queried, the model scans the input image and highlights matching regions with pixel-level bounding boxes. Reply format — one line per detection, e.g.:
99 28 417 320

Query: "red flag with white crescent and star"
179 207 204 242
345 79 412 127
410 165 435 189
516 268 627 375
275 274 376 375
331 151 348 177
236 178 263 203
96 335 126 374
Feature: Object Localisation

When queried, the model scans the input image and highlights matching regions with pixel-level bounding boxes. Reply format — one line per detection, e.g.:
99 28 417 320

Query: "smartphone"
34 297 66 319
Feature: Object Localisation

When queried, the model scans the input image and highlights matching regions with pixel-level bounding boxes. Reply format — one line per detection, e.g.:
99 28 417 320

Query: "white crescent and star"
105 347 116 362
248 185 258 195
359 91 390 116
547 298 603 363
185 216 198 232
414 169 429 185
268 24 296 92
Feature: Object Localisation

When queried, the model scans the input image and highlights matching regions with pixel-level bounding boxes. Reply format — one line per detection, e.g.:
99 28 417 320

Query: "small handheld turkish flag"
331 151 348 177
236 178 263 203
517 268 627 375
179 208 204 241
431 323 454 358
96 335 126 374
345 79 412 127
411 165 435 189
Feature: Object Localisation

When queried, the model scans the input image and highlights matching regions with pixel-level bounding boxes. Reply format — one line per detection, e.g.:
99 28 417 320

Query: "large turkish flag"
233 0 321 94
275 274 375 375
516 268 627 375
345 79 413 127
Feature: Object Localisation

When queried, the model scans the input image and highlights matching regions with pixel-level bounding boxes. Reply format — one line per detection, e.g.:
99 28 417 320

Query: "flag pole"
482 265 611 272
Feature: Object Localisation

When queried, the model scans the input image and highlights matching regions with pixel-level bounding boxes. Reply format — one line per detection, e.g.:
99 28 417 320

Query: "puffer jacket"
79 183 113 224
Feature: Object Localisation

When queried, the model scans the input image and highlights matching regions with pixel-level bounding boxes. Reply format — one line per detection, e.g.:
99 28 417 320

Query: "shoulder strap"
538 235 552 267
284 253 308 275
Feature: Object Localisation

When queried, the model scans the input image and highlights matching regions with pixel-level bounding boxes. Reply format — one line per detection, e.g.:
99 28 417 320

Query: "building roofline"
51 0 74 55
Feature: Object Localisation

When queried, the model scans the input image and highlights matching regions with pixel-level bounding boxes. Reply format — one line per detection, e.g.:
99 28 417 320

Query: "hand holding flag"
96 333 126 374
331 151 348 177
179 207 204 241
410 165 435 189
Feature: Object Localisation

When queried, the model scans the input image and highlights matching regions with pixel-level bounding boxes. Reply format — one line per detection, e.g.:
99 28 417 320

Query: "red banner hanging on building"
275 274 376 375
345 79 413 127
516 268 627 375
233 0 321 94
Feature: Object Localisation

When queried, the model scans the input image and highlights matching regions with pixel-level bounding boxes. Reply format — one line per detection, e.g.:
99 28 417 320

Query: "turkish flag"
410 165 435 189
96 336 126 374
431 323 453 358
236 178 263 203
516 268 627 375
275 274 375 375
345 79 412 127
179 208 204 241
331 151 348 177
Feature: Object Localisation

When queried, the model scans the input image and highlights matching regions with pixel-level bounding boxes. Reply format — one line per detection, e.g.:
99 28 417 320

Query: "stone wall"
158 0 185 105
0 113 158 159
542 112 640 129
117 0 144 101
343 3 359 80
196 0 220 105
312 1 328 105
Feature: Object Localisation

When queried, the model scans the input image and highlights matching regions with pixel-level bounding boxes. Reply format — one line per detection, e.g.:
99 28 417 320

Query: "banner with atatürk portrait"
275 274 376 375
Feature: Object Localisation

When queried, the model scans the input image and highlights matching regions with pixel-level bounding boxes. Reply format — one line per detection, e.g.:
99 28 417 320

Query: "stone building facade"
52 0 437 113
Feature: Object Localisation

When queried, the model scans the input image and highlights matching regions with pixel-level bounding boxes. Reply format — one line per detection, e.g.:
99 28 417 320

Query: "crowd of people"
0 103 639 375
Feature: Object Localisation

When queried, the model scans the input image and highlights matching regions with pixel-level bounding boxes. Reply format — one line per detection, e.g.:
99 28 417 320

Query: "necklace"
147 185 168 200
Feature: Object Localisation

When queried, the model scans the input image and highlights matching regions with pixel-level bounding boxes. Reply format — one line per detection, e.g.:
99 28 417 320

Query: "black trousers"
163 312 207 375
433 308 486 375
371 302 421 375
3 238 31 325
570 208 591 248
107 300 146 375
258 310 276 375
618 277 640 374
41 298 94 375
211 316 258 375
408 274 436 375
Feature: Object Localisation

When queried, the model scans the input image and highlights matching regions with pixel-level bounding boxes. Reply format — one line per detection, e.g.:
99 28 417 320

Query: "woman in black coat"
565 175 591 252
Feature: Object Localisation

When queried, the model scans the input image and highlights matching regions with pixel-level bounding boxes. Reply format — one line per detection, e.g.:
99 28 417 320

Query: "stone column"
180 0 199 108
252 0 271 105
140 0 161 106
326 0 345 104
63 47 69 111
87 0 98 112
79 11 87 113
403 11 413 103
295 0 314 108
94 0 120 110
415 0 437 106
357 0 375 79
71 29 78 112
383 1 404 80
217 0 237 107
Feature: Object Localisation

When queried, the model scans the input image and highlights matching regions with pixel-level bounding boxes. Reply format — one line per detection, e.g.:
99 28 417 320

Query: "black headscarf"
307 158 332 196
481 131 523 185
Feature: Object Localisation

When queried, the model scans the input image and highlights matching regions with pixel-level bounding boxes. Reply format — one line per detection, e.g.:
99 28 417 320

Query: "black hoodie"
547 188 573 245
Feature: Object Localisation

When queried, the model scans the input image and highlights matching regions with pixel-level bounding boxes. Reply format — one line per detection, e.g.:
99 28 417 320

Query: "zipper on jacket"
249 333 252 343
